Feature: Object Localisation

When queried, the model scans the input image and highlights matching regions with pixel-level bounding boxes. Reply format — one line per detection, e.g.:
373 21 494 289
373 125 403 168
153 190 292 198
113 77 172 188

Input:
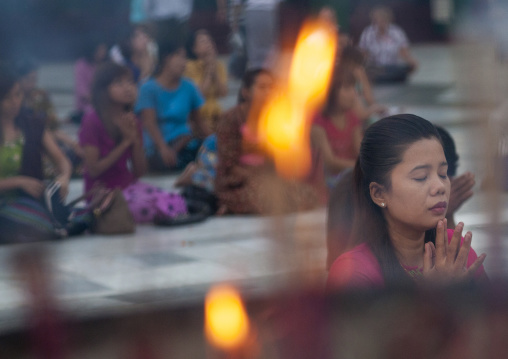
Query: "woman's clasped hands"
423 218 486 284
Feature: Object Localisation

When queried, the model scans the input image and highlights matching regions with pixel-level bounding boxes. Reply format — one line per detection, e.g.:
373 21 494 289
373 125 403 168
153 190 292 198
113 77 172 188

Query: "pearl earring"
381 202 385 207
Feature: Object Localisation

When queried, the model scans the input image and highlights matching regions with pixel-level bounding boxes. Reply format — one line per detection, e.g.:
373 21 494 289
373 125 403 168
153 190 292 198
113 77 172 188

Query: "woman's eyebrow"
410 162 448 173
410 164 431 173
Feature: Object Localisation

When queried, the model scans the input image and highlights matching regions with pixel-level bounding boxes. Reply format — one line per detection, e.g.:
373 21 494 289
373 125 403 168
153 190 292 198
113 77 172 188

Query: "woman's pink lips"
430 201 447 210
429 202 447 215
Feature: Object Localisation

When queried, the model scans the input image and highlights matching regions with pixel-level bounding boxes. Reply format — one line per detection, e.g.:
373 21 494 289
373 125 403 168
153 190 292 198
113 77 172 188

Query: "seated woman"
136 40 210 172
185 29 228 132
0 65 71 241
79 62 187 224
174 134 220 215
215 68 318 215
310 70 363 190
326 123 477 270
110 24 158 84
327 114 487 289
73 39 108 123
17 59 84 177
339 46 386 122
358 6 418 83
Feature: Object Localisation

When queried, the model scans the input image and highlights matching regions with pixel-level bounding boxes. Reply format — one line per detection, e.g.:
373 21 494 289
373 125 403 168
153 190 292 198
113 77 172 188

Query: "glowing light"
289 22 338 105
258 19 338 179
205 285 250 350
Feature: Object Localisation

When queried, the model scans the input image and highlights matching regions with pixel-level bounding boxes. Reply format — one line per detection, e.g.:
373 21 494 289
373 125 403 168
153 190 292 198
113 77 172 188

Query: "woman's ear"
369 182 387 208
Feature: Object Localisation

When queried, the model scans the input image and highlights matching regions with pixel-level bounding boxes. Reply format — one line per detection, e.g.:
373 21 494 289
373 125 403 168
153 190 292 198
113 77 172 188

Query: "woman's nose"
431 174 447 196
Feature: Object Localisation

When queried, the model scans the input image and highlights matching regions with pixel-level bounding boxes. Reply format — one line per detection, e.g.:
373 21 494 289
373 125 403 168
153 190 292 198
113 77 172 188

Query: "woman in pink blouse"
327 114 487 290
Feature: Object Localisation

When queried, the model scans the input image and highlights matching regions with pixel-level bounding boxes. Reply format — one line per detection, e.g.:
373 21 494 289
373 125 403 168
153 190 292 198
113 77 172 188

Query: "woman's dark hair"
237 68 272 104
91 62 132 138
352 114 443 283
118 24 153 62
327 169 355 269
156 40 184 74
322 67 356 117
81 38 108 63
0 63 19 145
340 45 365 68
435 126 458 177
186 29 211 60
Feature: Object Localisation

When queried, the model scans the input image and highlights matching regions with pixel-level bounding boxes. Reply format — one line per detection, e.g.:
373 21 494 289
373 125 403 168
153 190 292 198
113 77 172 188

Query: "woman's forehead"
399 138 446 166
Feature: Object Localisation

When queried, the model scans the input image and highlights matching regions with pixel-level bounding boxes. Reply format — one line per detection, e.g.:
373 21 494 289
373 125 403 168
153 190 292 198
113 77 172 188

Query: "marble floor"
1 43 508 334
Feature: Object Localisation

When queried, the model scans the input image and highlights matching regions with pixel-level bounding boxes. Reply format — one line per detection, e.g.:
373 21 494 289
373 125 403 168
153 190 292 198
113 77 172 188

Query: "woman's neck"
328 108 347 127
103 103 125 120
131 48 148 65
387 222 426 268
157 71 180 89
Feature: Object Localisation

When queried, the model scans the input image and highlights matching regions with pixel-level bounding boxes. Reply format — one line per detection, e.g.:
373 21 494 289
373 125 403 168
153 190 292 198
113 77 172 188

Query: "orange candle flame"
258 19 338 179
205 285 250 351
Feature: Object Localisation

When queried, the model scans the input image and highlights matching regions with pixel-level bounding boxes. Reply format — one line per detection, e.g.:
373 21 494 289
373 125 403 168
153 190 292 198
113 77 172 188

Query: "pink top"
79 109 141 193
74 59 96 112
239 124 265 166
313 111 361 161
326 229 488 290
309 111 361 188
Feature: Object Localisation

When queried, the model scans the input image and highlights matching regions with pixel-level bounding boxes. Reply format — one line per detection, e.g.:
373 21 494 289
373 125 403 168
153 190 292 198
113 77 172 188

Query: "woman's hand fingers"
465 253 487 278
448 222 463 262
443 218 449 256
435 219 446 260
455 231 472 269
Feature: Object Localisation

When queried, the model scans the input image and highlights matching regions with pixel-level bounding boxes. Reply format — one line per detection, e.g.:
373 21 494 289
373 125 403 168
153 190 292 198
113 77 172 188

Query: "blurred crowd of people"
0 0 492 289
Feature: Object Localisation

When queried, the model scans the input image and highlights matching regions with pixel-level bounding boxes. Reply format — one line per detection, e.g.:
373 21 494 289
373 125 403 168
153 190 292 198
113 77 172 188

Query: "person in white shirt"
232 0 281 69
358 6 418 83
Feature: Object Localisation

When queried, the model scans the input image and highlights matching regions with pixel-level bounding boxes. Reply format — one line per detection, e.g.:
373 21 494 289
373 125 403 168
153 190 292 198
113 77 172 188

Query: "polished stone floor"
1 43 507 334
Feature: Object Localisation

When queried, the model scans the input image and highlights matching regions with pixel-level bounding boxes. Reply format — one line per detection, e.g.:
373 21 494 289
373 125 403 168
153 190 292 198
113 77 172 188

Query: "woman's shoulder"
139 78 159 91
327 243 385 290
313 112 328 126
185 59 201 71
80 108 104 131
221 105 244 118
82 107 100 121
181 77 201 91
346 110 362 127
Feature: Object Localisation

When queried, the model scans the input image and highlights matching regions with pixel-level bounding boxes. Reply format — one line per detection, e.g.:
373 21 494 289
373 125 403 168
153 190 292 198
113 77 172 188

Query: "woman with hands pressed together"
79 62 186 224
0 64 71 241
185 29 228 132
327 115 487 289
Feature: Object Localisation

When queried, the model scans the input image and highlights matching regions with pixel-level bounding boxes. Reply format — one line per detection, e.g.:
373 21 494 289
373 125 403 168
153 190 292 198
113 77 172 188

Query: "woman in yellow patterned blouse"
0 65 71 241
185 29 228 132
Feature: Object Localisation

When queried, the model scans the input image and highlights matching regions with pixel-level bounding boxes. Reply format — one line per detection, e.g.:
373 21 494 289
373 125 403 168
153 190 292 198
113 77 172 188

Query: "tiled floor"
1 44 508 334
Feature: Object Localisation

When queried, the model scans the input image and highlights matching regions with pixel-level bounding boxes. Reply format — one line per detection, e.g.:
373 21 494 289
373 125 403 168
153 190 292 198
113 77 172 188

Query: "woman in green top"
0 64 71 241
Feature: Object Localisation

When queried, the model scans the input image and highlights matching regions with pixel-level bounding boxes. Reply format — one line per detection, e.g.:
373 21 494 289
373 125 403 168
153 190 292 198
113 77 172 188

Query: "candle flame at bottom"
205 285 250 350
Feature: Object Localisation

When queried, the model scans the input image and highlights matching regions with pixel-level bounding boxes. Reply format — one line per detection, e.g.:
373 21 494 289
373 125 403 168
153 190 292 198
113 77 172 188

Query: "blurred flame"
288 21 338 105
258 19 338 178
205 284 250 350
